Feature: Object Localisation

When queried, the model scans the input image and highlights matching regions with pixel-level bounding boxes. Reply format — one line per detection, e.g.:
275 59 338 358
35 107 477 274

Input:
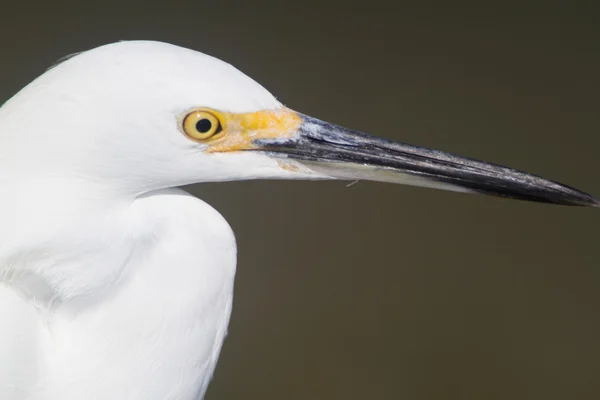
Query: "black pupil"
196 118 213 134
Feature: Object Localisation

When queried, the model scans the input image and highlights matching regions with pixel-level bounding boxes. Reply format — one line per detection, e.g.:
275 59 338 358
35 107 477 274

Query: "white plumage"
2 190 236 399
0 41 291 400
0 41 595 400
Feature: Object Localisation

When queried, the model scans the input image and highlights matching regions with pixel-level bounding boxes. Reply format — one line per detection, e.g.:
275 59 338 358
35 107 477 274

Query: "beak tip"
562 191 600 208
587 197 600 208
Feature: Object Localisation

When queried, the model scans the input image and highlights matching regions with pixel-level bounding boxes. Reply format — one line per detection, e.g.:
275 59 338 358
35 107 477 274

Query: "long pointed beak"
255 112 598 207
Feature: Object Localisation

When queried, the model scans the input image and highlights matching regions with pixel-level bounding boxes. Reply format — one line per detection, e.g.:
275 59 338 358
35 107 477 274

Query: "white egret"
0 41 596 400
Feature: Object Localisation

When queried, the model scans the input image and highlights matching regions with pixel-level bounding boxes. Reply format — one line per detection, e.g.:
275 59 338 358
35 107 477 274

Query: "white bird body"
1 189 236 400
0 40 595 399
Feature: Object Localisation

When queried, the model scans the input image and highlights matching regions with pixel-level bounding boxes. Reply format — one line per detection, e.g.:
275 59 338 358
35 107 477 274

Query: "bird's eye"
183 110 223 141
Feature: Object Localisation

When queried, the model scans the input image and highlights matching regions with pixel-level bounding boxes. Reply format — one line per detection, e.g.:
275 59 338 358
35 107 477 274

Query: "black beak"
255 113 598 207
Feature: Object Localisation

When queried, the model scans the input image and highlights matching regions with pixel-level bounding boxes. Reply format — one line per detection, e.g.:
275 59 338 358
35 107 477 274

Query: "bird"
0 40 596 400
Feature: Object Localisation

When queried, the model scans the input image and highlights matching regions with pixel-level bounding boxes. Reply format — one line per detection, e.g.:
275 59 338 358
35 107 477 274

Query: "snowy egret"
0 41 596 400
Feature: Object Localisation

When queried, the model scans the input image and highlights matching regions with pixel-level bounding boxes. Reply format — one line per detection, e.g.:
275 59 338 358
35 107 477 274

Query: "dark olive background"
1 1 599 399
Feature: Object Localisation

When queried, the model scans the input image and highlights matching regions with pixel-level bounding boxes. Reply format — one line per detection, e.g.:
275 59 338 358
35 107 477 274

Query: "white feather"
1 189 236 400
0 41 291 399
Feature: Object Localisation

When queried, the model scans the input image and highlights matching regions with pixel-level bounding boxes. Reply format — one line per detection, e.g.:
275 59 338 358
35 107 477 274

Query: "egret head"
2 40 597 206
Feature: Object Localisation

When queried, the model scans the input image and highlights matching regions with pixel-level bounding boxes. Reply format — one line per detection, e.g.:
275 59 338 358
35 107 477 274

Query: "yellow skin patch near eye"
197 107 302 153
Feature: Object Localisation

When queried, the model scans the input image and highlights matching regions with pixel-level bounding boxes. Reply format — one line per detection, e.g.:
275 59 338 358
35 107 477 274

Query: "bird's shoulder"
127 188 236 247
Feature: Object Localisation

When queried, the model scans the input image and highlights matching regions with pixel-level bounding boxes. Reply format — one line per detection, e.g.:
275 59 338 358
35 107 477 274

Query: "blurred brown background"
1 1 599 399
